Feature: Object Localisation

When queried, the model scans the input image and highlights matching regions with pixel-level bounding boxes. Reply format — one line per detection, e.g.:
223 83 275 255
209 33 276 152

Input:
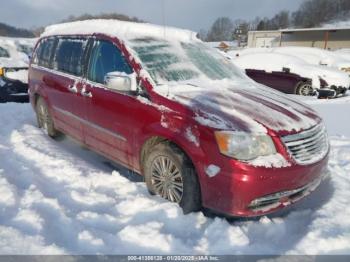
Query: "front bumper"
318 86 348 99
201 152 329 217
248 169 329 213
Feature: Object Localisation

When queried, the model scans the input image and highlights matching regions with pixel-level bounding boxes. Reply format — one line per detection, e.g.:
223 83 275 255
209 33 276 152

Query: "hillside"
0 23 34 38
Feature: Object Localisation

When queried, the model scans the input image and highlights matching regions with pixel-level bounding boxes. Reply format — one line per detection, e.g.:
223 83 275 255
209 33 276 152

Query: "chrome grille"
282 124 329 165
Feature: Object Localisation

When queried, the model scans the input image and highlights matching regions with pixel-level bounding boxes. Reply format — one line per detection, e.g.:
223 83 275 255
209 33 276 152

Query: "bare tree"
206 17 234 41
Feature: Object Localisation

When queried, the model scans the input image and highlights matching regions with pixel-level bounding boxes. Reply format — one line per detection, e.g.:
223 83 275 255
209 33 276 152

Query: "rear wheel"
296 82 314 96
36 97 59 138
143 142 201 214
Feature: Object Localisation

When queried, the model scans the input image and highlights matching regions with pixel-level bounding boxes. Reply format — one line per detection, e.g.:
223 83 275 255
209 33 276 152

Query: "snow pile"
0 37 36 68
42 19 199 43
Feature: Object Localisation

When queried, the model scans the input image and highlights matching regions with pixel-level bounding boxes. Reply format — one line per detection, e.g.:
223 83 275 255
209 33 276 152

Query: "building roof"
280 27 350 33
42 19 199 43
249 27 350 34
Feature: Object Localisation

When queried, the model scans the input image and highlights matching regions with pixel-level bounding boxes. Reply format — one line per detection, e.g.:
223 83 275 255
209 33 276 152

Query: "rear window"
53 38 87 76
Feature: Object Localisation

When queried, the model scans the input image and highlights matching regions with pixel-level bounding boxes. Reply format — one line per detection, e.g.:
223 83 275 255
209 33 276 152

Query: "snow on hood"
155 79 321 135
231 52 350 89
42 19 199 43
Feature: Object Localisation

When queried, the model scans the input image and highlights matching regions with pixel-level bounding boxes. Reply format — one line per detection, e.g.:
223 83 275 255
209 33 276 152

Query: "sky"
1 0 305 32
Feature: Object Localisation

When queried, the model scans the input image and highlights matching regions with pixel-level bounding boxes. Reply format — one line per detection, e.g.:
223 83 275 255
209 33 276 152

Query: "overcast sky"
1 0 305 31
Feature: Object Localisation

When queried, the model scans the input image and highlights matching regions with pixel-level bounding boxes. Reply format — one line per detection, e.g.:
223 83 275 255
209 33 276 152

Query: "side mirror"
105 72 137 92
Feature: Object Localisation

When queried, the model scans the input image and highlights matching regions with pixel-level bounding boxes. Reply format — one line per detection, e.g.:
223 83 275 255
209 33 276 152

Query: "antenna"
162 0 166 38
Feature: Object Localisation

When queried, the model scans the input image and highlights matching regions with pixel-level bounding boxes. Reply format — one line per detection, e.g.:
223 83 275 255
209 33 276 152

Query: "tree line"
203 0 350 42
0 23 35 38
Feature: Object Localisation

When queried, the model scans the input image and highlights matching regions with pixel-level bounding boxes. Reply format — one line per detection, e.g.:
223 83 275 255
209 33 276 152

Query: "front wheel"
143 142 201 214
36 97 59 138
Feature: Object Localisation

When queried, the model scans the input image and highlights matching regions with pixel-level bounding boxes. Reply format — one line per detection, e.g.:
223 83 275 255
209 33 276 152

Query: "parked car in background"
0 37 35 103
29 19 330 217
231 52 349 98
245 69 314 96
0 67 29 103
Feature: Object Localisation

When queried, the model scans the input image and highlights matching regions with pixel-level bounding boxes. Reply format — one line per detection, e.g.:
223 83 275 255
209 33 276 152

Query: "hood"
157 81 322 136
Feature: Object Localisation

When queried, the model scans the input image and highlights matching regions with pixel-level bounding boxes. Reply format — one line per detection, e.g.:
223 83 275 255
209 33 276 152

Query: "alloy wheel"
151 155 184 203
298 84 314 96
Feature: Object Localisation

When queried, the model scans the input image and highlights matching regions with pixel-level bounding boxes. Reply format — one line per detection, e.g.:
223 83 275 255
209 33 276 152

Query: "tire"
36 97 59 138
143 142 201 214
296 82 314 96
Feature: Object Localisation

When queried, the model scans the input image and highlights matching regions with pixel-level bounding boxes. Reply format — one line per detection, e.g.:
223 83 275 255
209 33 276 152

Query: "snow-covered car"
0 67 29 103
231 52 349 97
0 37 35 103
273 46 350 74
232 46 350 75
29 19 330 217
0 37 36 68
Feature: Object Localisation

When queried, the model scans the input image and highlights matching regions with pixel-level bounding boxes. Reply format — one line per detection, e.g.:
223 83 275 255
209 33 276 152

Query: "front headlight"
214 131 276 161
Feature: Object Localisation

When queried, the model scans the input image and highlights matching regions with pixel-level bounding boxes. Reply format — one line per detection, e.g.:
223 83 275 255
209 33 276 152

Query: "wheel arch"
140 135 200 173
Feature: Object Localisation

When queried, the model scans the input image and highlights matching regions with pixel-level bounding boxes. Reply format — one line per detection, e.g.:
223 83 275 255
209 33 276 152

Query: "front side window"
87 40 133 84
0 46 10 58
53 38 87 76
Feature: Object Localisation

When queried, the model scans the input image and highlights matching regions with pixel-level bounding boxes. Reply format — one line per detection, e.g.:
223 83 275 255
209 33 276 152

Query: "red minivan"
28 20 330 217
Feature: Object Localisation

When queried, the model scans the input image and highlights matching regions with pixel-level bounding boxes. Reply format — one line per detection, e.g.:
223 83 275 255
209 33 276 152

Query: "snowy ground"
0 95 350 255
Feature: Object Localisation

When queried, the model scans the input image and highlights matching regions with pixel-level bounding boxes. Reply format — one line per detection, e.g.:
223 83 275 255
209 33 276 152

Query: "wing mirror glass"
105 72 137 92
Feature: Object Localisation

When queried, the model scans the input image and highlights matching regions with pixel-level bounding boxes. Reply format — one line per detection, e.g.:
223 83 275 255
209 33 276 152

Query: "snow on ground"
0 96 350 255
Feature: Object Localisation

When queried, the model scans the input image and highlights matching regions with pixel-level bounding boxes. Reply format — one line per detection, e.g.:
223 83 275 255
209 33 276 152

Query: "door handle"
81 88 92 98
68 84 78 93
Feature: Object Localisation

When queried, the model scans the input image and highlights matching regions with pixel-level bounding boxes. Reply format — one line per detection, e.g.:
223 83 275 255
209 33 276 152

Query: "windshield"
129 38 247 85
0 46 10 58
17 44 34 56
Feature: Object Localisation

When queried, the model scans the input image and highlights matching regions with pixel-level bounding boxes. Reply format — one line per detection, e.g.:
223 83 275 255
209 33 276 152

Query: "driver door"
82 38 138 168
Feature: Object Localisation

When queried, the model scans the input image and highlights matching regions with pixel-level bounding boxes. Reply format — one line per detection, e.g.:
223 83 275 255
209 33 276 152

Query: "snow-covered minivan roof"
42 19 199 43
